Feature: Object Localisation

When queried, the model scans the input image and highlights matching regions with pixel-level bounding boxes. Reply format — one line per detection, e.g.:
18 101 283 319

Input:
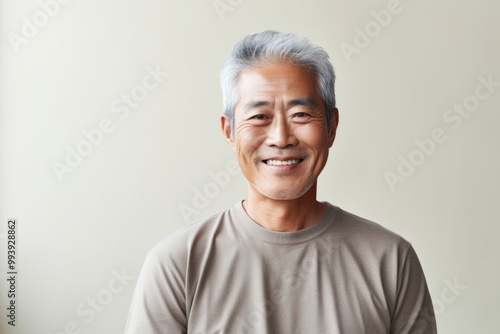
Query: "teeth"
265 159 301 166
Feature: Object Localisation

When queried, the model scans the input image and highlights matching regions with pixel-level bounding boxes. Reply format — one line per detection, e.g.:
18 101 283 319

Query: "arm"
391 246 437 334
124 250 187 334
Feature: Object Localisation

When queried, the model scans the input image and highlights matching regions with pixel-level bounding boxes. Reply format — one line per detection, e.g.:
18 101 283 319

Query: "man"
125 30 437 333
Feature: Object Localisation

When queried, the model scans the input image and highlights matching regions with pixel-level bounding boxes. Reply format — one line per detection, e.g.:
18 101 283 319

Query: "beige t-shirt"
125 201 436 334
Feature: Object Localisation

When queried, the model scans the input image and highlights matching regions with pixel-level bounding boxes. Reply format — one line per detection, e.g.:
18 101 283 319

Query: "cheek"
299 129 331 162
235 127 264 155
298 126 329 147
234 137 260 163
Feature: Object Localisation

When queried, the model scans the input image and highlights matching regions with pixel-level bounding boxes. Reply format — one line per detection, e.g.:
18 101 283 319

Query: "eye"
293 112 307 118
250 114 267 120
247 114 271 124
292 112 311 123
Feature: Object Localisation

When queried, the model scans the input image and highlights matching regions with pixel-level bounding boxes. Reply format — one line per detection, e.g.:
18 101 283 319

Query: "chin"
255 180 315 201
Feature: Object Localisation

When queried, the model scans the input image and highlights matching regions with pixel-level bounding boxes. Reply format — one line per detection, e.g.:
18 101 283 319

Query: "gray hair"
220 30 336 132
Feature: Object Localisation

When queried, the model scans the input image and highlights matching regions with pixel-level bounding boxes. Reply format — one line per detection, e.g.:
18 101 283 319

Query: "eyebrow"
242 100 272 111
287 97 318 109
242 97 318 111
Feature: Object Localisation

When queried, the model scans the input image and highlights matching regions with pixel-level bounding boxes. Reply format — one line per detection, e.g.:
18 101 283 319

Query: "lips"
264 159 303 166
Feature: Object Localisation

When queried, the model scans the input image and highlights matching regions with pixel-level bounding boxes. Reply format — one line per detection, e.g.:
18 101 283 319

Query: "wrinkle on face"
223 63 336 201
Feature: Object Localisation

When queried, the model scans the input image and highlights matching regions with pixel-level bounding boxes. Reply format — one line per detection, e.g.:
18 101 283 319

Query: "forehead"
236 63 320 100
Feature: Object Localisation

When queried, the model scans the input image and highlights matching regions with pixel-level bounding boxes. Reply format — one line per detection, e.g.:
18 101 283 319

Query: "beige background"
1 0 499 333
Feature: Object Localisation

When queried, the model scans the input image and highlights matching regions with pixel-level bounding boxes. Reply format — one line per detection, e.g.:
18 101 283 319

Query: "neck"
243 183 326 232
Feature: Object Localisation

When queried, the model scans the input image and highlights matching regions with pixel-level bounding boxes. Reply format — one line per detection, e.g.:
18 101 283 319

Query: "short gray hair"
220 30 336 132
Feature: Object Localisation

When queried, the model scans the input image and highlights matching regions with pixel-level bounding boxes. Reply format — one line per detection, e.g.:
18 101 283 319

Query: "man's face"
221 63 338 201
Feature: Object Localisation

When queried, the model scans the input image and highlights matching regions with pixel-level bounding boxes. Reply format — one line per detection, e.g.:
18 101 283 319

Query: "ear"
328 108 339 147
220 114 236 151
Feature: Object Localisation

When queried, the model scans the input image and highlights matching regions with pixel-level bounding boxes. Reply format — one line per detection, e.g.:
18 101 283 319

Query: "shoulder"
327 203 413 255
148 204 238 263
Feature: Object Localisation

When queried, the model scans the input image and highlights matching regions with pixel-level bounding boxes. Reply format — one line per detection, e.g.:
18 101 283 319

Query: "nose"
265 115 298 148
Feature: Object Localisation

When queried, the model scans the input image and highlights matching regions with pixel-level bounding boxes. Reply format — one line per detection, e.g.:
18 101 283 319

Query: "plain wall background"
1 0 499 333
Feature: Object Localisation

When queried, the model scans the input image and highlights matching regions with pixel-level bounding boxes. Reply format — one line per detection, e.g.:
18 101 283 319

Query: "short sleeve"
391 246 437 334
124 250 187 334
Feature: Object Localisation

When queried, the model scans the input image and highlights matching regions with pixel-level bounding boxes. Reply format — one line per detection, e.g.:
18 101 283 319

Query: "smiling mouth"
263 159 303 166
